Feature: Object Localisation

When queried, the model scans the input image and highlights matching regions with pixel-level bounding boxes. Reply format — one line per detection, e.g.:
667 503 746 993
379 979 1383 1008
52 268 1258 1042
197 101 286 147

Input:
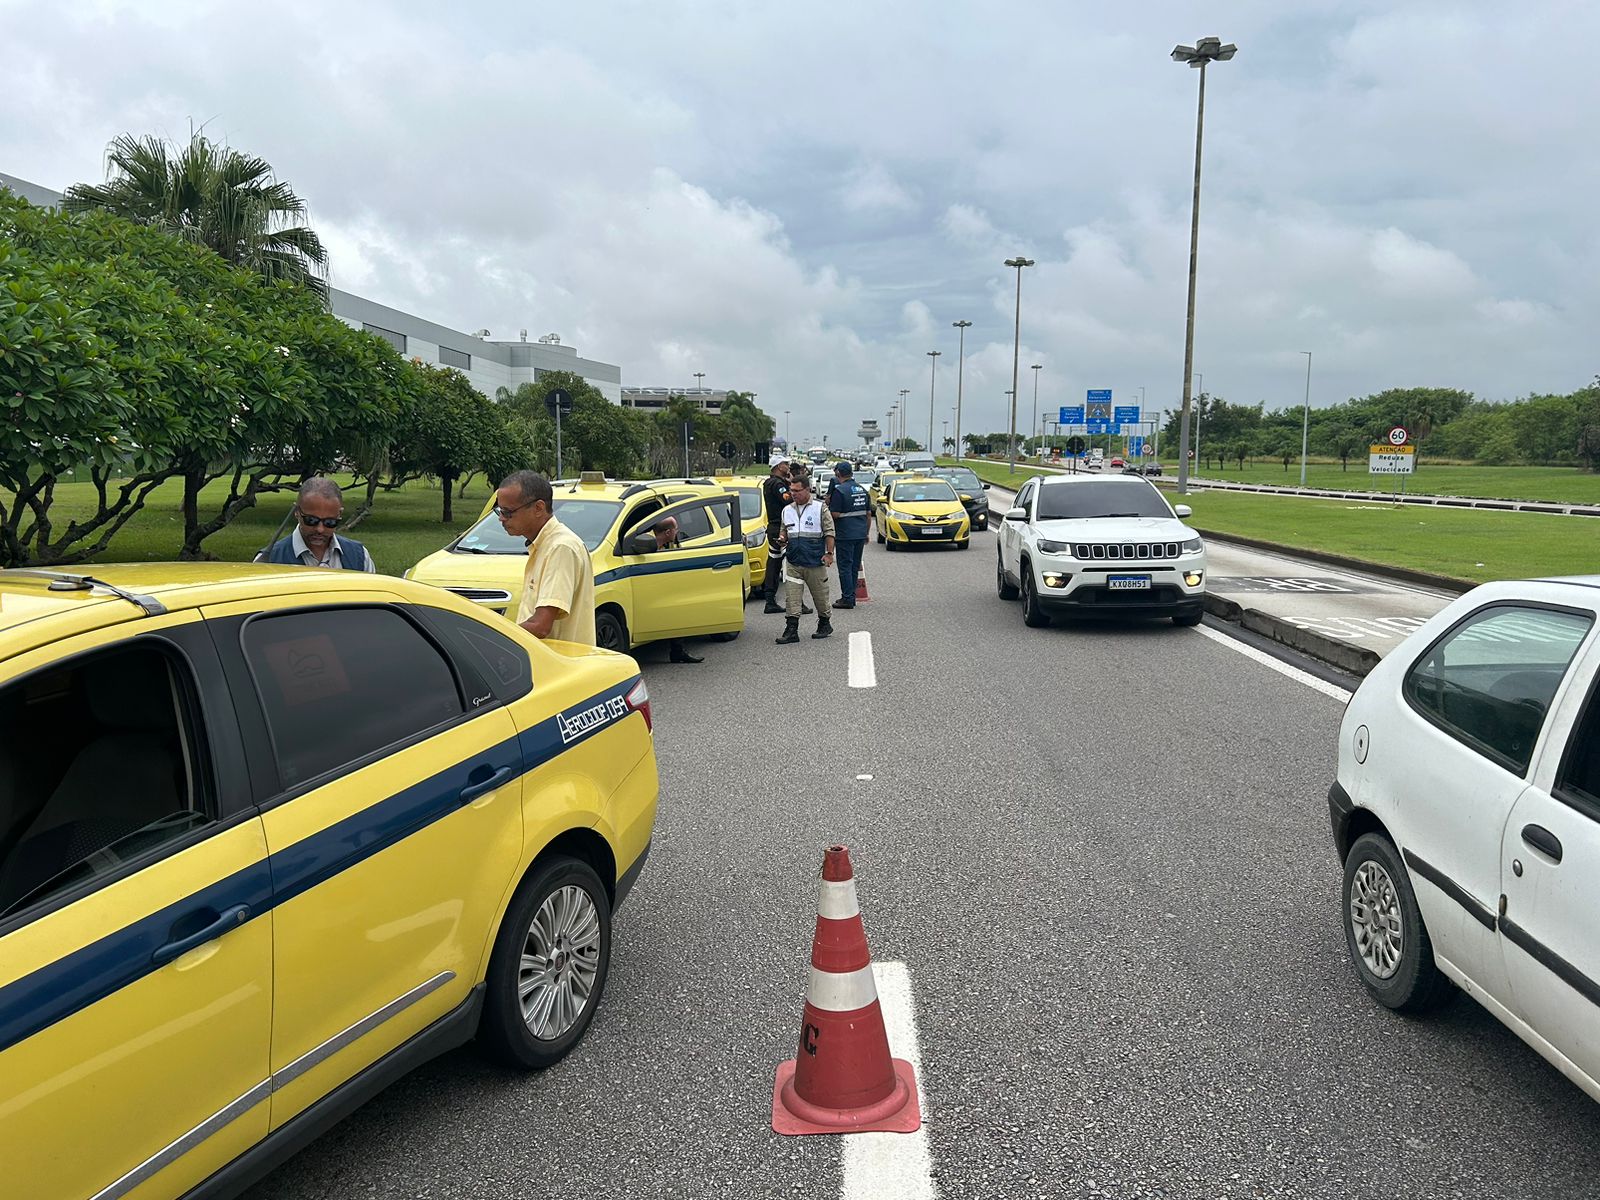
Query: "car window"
890 481 959 504
1016 480 1035 509
1035 480 1171 520
454 500 621 554
938 470 982 492
732 488 763 521
417 607 533 704
1403 605 1593 775
670 503 715 541
0 642 212 920
243 608 466 790
1556 675 1600 812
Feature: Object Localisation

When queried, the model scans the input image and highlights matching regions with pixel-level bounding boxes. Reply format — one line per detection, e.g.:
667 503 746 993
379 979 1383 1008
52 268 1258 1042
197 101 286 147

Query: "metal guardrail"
1175 476 1600 518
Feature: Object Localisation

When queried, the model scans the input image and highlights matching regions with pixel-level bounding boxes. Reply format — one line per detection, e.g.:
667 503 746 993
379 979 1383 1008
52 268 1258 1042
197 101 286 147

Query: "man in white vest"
775 475 835 644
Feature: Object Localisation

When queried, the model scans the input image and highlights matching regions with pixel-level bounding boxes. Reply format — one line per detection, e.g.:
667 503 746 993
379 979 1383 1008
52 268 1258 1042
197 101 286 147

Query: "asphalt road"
247 530 1600 1200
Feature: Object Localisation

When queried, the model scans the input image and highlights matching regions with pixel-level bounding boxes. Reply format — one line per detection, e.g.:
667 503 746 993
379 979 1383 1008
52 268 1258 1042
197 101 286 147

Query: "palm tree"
65 133 328 298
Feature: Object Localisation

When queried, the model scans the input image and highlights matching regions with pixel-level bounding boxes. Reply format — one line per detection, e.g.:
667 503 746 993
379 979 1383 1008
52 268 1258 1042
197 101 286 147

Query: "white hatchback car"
1330 578 1600 1100
995 474 1206 626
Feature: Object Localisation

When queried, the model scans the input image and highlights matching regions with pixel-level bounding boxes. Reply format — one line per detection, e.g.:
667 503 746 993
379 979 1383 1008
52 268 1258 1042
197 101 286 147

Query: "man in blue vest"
256 477 376 572
775 475 834 644
827 461 871 609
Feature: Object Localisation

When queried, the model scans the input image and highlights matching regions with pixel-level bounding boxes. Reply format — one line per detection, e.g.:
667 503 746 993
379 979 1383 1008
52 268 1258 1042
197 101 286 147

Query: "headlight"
1182 537 1204 553
887 509 915 522
1036 539 1071 554
743 530 767 548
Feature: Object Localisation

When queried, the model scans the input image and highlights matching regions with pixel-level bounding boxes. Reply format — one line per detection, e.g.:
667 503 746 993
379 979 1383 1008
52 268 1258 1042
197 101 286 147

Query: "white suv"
996 474 1206 626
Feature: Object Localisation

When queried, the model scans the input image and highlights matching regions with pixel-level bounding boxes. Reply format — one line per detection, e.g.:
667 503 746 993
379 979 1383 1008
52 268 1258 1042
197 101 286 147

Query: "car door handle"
459 764 515 804
153 904 251 966
712 561 736 570
1521 824 1563 863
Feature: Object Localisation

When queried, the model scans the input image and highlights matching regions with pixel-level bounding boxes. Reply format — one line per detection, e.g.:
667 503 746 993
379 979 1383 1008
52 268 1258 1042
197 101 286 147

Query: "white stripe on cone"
807 964 879 1012
817 878 860 920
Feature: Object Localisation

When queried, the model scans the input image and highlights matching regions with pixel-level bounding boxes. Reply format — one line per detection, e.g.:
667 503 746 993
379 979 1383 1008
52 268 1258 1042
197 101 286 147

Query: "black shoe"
669 649 703 664
801 603 814 615
831 598 853 610
762 599 785 614
776 619 800 645
811 619 833 639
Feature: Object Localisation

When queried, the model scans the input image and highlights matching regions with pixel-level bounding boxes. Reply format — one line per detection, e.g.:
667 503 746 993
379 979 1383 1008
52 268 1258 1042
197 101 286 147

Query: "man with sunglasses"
495 470 596 646
257 477 376 572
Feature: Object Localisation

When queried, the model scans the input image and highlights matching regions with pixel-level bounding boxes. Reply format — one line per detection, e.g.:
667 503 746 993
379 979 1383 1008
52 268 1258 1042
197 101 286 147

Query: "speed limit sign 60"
1388 426 1409 446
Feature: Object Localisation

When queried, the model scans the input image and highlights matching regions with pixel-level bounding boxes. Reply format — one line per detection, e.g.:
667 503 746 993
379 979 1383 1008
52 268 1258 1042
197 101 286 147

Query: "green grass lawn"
6 475 483 574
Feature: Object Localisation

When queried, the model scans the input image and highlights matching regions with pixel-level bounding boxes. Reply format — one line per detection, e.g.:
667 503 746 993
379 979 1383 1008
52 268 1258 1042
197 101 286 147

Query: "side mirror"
981 482 991 490
1173 504 1192 518
1005 506 1027 522
626 531 659 555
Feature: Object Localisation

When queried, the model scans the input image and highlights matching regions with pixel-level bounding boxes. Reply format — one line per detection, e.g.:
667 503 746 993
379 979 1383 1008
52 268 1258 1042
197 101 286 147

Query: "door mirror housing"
626 531 659 555
1005 506 1027 522
1173 504 1193 518
981 482 991 490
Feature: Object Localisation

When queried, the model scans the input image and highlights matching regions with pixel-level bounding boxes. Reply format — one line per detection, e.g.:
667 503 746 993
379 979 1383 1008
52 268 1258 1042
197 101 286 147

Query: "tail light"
625 678 653 732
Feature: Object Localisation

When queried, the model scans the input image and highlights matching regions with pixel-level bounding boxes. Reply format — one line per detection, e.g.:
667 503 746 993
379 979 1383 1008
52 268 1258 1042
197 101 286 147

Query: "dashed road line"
848 631 877 689
840 961 935 1199
1194 623 1353 702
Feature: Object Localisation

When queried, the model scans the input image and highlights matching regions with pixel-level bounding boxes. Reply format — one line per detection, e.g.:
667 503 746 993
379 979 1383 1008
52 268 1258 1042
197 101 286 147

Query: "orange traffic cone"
772 845 920 1136
854 560 870 603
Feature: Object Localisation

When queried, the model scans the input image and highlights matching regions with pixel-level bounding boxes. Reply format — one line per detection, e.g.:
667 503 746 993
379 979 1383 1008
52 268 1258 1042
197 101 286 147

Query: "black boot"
763 597 785 614
668 641 703 664
776 618 800 645
831 597 853 609
801 602 814 615
811 617 833 639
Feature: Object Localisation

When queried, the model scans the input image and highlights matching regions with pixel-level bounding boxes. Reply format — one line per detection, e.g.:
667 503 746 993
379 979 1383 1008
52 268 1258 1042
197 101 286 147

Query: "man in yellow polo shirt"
494 470 597 646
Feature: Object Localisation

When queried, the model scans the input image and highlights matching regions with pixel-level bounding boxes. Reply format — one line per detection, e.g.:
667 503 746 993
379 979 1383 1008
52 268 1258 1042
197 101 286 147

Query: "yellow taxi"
876 475 972 550
709 473 770 594
0 564 658 1200
407 474 746 652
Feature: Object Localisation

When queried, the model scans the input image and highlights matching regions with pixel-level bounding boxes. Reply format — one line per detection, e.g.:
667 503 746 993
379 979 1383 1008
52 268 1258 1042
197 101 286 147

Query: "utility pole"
952 319 971 462
1004 256 1035 472
926 350 941 452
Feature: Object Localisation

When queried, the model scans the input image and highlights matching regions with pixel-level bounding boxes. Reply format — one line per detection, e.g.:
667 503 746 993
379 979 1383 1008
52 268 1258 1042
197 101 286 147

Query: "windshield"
891 481 959 504
730 487 763 520
453 499 620 554
853 469 877 487
1035 481 1172 521
936 470 982 493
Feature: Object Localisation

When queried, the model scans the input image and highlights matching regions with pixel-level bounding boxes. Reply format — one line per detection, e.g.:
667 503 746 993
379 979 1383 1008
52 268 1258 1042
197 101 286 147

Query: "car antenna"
255 495 301 563
4 570 168 616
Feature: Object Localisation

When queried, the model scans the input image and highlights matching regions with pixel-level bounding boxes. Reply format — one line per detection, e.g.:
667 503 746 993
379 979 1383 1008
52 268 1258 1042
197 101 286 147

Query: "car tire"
710 630 740 642
957 539 969 550
876 528 885 544
595 609 628 653
1342 833 1454 1013
885 540 899 552
1172 608 1204 627
1020 565 1050 627
996 548 1019 600
479 856 613 1070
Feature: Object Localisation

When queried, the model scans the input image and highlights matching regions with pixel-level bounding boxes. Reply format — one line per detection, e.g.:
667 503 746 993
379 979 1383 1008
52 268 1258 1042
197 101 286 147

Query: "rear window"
891 481 959 504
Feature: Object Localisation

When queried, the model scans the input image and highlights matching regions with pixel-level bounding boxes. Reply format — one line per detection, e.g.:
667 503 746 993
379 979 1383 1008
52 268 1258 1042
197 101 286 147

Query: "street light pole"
1299 351 1313 486
898 388 910 451
1004 256 1035 473
1170 34 1237 495
784 409 791 451
693 371 705 394
926 350 941 453
942 419 949 454
1193 371 1204 471
1030 364 1043 460
952 319 971 462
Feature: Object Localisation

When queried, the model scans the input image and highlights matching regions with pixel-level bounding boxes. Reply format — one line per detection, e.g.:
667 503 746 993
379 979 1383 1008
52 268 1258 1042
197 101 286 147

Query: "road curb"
1201 593 1382 677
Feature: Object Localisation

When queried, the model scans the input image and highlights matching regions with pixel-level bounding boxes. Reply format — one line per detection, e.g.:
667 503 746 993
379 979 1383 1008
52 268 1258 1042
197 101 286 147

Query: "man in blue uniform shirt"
827 461 870 609
256 477 376 572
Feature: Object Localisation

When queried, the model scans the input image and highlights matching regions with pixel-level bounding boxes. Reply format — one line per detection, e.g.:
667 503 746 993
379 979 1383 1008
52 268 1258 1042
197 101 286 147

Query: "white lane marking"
856 774 874 781
841 961 935 1200
848 631 877 689
1194 624 1352 702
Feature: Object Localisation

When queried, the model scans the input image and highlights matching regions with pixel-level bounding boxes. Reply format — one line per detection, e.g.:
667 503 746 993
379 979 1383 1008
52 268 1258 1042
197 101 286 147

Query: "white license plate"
919 527 943 536
1108 575 1152 591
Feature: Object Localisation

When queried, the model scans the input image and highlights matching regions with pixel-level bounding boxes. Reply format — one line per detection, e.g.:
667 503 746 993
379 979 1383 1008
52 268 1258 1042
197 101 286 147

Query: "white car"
995 474 1206 626
1330 578 1600 1100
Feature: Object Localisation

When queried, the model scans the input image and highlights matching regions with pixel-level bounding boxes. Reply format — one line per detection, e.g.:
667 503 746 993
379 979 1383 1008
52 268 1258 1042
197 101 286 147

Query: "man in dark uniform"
827 461 871 608
761 458 809 616
256 477 376 572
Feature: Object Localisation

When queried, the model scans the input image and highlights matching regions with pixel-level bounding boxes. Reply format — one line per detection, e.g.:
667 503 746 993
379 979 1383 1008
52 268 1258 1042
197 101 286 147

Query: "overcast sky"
6 0 1597 448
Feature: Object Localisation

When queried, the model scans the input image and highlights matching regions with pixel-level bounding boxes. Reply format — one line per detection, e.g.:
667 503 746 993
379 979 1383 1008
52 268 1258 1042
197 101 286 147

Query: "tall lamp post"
1299 351 1313 486
1030 364 1043 459
1004 256 1035 473
898 388 910 451
952 319 971 462
784 409 791 452
1170 34 1237 495
925 350 941 453
942 419 949 454
693 371 705 394
886 405 896 455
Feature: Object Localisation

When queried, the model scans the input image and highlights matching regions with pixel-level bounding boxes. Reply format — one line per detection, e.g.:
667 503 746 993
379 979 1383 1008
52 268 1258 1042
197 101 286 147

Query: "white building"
1 172 622 402
621 387 727 415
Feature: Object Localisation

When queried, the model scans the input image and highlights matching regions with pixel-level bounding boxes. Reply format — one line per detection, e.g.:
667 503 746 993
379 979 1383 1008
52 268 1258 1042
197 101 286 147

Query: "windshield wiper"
453 545 492 554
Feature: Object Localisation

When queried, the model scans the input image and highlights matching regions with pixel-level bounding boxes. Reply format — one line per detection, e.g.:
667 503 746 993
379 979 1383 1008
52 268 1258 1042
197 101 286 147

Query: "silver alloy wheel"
518 884 603 1039
1349 860 1403 979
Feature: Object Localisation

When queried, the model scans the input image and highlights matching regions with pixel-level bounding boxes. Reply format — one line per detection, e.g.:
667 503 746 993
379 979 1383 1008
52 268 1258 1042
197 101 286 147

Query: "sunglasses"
494 500 539 519
298 513 343 529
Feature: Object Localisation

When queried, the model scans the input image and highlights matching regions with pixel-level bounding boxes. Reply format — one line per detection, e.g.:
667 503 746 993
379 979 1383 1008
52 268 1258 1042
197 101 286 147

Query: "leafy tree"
393 364 492 522
64 133 329 298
